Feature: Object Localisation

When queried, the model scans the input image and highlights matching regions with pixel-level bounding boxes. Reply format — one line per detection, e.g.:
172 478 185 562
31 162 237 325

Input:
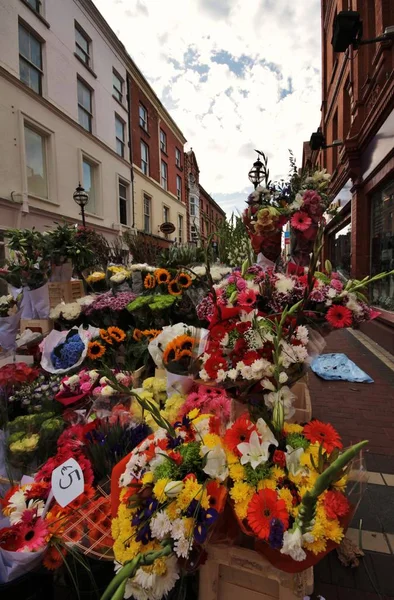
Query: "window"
139 104 148 131
115 115 125 157
160 129 167 153
163 205 170 223
19 23 42 94
77 78 92 132
175 147 181 168
0 232 6 295
75 23 90 67
113 70 123 103
24 124 47 198
371 182 394 311
143 195 151 233
176 175 182 201
119 180 128 225
25 0 41 13
161 160 168 190
190 196 196 216
82 158 96 213
178 215 183 244
141 141 149 175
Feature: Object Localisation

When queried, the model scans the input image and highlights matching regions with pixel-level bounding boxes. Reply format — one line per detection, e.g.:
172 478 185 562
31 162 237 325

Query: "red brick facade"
199 184 226 242
306 0 394 352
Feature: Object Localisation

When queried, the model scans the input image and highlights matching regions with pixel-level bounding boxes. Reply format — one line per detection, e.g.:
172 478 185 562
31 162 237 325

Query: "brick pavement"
308 330 394 600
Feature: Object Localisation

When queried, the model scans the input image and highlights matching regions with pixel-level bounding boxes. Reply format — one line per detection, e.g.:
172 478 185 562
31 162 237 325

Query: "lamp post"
248 156 264 189
73 183 89 227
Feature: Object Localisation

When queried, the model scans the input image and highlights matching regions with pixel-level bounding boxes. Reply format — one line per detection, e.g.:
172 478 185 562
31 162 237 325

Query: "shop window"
332 220 351 279
371 183 394 311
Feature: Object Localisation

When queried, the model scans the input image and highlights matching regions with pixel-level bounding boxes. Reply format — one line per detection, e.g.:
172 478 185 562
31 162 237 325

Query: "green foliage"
159 244 205 268
244 463 272 487
216 214 254 267
286 432 310 450
123 231 162 265
154 459 180 481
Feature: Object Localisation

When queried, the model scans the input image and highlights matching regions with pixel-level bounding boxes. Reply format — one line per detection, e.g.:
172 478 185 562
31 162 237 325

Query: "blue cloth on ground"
311 353 374 383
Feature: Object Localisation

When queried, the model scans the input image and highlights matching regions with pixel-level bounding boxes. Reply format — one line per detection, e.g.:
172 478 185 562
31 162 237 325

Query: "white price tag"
51 458 84 508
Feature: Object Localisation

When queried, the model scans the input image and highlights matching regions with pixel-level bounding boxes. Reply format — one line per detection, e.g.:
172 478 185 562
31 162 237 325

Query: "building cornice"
0 65 132 166
78 0 187 144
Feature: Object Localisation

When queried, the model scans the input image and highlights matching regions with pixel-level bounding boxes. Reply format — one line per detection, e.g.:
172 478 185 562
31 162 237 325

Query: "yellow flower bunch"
86 271 105 283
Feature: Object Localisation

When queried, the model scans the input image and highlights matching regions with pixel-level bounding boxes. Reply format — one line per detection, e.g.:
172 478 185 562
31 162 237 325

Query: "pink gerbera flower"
237 288 257 308
291 211 312 232
19 518 48 551
326 305 353 329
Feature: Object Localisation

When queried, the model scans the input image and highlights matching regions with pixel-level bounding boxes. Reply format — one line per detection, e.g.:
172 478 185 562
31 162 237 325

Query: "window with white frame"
178 215 183 244
119 180 129 225
113 70 123 103
19 23 43 94
143 195 151 233
176 175 182 201
175 147 181 168
24 124 48 198
77 78 93 132
160 129 167 153
115 115 125 157
161 160 168 190
141 140 149 175
190 196 196 216
139 104 148 131
82 158 96 214
163 205 170 223
75 23 91 67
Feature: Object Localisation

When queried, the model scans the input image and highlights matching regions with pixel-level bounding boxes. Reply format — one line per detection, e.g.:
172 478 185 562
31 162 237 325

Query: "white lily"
237 430 271 470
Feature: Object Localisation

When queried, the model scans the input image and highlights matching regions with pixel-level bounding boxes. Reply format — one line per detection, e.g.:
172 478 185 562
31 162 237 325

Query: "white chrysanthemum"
174 536 191 558
149 511 172 540
216 369 226 382
278 372 288 384
295 325 309 345
199 368 210 381
227 368 238 380
62 302 81 320
49 304 63 319
275 274 295 295
171 518 186 540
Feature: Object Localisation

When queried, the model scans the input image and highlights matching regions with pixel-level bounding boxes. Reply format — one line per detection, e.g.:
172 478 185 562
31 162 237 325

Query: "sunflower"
154 268 171 285
176 348 193 361
133 329 143 342
163 341 178 365
144 273 156 289
142 329 162 340
108 326 126 343
87 341 106 360
100 329 113 345
177 272 192 289
168 280 182 296
177 334 195 351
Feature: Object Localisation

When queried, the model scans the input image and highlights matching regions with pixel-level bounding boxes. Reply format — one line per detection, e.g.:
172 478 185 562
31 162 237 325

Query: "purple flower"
268 518 284 549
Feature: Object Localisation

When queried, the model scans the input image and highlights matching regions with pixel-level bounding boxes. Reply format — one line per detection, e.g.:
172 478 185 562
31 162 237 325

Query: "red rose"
273 450 286 468
236 321 251 334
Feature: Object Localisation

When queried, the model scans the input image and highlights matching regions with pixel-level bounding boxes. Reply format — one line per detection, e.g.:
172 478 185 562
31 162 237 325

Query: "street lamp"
248 157 264 189
73 183 89 227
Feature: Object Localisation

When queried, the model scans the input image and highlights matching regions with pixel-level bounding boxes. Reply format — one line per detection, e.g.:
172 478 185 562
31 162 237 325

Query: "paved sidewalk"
309 330 394 600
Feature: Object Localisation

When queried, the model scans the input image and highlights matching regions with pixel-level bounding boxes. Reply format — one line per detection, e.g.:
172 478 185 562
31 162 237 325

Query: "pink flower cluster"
83 291 136 315
58 369 99 397
291 190 326 237
181 385 232 423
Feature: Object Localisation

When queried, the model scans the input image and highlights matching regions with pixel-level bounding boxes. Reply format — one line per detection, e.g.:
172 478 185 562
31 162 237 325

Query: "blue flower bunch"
50 333 85 370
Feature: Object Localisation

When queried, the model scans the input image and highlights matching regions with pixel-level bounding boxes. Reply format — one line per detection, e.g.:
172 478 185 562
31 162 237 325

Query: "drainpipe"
126 73 135 229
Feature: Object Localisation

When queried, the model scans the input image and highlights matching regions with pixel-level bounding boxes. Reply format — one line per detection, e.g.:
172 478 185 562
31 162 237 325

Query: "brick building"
184 150 225 245
305 0 394 353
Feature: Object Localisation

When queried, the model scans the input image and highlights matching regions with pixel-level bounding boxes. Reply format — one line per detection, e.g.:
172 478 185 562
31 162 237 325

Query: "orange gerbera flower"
133 329 143 342
154 268 171 284
144 273 156 289
247 489 289 540
177 272 192 289
168 280 182 296
108 326 126 343
43 546 67 570
87 341 106 360
100 329 113 345
303 420 343 454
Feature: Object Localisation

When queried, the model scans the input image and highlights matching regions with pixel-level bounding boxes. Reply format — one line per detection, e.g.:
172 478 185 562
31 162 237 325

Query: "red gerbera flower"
43 545 67 570
290 211 312 232
326 305 353 329
237 289 257 309
303 420 343 453
242 351 261 366
206 481 227 513
224 414 256 454
324 490 350 520
247 489 289 540
204 354 228 379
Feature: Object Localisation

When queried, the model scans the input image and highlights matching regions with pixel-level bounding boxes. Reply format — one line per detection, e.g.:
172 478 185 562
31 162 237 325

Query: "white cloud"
93 0 321 215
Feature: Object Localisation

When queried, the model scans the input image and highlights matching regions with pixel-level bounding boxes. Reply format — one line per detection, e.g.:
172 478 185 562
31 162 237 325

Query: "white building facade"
0 0 132 238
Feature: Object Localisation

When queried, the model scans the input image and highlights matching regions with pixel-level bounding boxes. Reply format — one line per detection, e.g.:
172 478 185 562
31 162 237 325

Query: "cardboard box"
199 544 313 600
20 319 53 336
48 280 85 308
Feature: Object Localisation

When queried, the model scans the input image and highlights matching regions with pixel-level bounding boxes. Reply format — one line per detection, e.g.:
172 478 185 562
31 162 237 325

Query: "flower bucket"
0 311 21 351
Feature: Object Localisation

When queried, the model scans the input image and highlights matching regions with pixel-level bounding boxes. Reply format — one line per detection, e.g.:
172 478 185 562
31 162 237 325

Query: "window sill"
176 164 183 172
139 125 150 137
19 0 50 28
85 212 104 220
161 149 168 157
74 53 97 79
112 95 128 111
28 194 59 206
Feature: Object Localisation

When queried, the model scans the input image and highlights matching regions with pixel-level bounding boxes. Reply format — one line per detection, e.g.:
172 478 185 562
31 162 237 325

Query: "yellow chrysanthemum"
187 408 200 420
300 443 320 470
304 538 327 555
176 479 209 511
165 502 179 521
283 423 303 434
288 471 305 486
278 488 294 513
234 498 251 520
182 517 195 538
229 461 246 482
202 433 222 448
153 478 170 502
333 474 348 491
152 557 168 576
325 518 344 544
271 465 286 481
230 481 254 503
142 472 154 485
257 479 277 491
161 393 185 423
111 517 120 540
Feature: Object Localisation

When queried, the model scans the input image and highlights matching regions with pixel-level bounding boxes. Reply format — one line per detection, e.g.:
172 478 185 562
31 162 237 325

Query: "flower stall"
0 174 393 600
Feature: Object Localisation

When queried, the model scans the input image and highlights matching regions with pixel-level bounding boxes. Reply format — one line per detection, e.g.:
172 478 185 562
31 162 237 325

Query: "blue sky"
94 0 322 215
